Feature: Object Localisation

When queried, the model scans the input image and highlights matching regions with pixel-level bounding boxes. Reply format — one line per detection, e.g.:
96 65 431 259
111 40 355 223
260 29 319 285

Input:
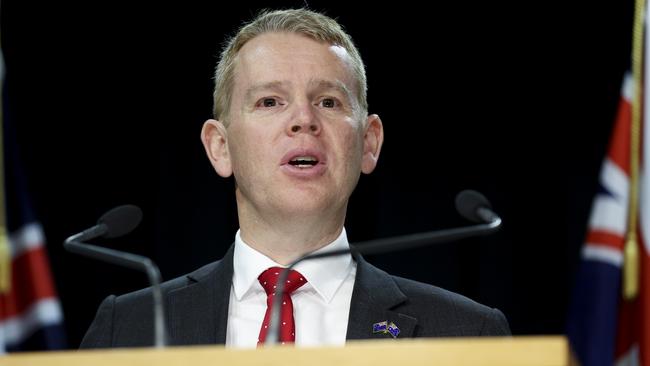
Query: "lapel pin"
387 322 400 338
372 321 388 333
373 320 399 338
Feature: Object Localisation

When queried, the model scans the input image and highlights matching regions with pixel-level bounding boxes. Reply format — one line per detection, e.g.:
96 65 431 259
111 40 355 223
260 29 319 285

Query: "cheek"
335 131 364 173
346 128 365 156
228 129 271 176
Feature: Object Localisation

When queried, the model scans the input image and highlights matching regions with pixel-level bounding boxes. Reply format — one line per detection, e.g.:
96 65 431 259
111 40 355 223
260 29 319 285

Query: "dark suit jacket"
80 245 510 348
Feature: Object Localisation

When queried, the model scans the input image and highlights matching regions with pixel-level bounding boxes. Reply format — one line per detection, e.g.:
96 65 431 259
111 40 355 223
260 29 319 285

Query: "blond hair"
213 9 367 124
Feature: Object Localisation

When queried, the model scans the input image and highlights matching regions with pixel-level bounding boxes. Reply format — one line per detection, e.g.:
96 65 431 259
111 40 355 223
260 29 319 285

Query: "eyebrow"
244 81 287 103
309 79 354 103
244 79 354 104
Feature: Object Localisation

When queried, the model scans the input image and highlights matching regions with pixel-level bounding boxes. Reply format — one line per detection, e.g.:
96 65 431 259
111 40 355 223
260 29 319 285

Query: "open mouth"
281 149 326 176
288 156 319 168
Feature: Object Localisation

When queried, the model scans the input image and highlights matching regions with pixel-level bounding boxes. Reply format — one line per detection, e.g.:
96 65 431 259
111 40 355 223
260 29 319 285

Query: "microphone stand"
264 216 502 345
64 232 167 347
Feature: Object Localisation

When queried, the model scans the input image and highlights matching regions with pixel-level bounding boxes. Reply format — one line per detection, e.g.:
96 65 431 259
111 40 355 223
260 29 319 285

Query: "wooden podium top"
2 336 571 366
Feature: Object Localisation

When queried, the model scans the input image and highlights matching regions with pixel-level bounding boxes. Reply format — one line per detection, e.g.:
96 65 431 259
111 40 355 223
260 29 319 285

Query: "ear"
200 119 233 177
361 114 384 174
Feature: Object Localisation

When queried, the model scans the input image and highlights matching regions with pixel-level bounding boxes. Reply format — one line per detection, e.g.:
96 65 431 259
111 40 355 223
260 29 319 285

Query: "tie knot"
258 267 307 295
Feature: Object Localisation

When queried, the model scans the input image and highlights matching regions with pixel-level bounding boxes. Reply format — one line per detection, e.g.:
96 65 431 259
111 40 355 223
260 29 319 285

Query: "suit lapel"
346 253 417 340
167 245 234 345
164 245 418 344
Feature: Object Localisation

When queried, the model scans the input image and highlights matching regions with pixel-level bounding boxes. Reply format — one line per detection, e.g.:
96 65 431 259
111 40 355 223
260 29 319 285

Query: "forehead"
232 32 356 92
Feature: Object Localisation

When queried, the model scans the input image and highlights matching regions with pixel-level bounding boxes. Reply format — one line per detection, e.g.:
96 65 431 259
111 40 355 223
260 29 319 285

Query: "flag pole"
623 0 645 300
0 17 10 294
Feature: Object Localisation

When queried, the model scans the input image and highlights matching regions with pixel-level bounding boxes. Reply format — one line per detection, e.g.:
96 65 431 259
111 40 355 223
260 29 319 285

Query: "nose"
287 103 321 136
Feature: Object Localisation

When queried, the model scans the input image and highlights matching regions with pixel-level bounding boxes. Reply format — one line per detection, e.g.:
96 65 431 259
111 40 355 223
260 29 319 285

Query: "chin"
274 193 343 217
284 200 331 215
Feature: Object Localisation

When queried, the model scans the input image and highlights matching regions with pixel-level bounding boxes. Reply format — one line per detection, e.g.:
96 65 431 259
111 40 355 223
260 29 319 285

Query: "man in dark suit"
81 8 510 349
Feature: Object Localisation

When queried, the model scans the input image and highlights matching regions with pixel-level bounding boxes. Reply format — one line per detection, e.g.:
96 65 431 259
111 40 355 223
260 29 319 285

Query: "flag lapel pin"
372 320 399 338
387 322 400 338
372 321 388 334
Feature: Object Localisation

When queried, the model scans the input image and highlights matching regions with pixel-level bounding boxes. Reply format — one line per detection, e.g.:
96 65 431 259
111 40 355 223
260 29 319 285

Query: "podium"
3 336 572 366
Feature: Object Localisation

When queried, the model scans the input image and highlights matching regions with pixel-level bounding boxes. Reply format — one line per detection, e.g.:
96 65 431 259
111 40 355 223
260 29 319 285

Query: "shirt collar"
232 228 353 304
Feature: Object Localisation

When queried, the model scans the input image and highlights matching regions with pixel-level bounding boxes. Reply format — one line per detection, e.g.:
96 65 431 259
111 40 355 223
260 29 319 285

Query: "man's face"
206 32 382 220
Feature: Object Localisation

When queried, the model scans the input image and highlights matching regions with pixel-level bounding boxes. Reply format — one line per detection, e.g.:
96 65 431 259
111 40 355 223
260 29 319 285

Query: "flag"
566 0 650 361
0 36 66 352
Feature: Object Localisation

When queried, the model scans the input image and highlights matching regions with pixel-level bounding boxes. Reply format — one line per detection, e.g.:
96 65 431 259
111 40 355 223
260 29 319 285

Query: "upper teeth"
292 156 316 162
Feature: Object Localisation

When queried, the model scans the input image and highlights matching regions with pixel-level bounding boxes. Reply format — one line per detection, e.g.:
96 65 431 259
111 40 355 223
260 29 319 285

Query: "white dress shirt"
225 228 357 348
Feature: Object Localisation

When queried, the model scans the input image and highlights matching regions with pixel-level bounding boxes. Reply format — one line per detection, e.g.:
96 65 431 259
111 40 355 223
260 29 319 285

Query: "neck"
237 203 346 266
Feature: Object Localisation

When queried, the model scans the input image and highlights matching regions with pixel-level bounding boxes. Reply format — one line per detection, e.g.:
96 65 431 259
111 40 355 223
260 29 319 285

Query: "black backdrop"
1 0 634 348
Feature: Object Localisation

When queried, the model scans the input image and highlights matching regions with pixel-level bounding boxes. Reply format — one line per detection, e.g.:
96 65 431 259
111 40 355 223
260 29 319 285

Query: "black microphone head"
97 204 143 238
455 190 492 223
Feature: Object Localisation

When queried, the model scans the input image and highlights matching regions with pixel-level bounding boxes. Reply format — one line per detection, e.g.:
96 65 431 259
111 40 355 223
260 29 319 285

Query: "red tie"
257 267 307 345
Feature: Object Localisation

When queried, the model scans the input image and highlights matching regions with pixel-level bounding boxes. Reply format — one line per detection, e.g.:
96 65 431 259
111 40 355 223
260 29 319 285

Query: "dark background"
1 0 634 348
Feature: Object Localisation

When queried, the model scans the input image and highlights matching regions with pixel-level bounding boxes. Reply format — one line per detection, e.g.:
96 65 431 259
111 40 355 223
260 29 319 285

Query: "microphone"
66 204 143 243
63 205 167 348
455 189 500 224
265 190 501 345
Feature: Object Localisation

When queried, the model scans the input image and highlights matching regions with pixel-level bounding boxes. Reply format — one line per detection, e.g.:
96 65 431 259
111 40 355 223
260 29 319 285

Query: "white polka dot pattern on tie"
257 267 308 346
